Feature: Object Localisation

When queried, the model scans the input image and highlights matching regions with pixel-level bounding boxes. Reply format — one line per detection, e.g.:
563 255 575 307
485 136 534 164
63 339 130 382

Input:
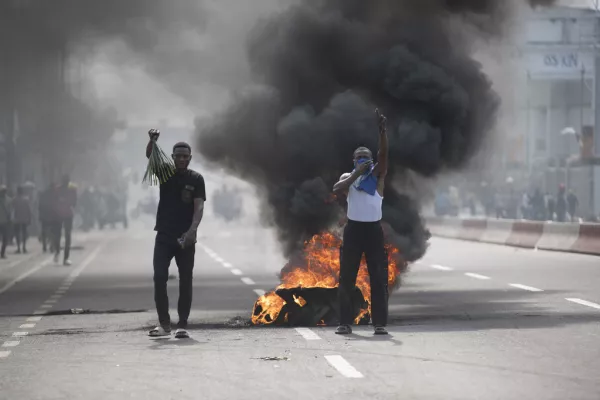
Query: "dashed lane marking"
431 264 453 271
509 284 543 292
566 298 600 310
12 332 28 337
295 328 321 341
0 258 51 296
40 304 53 309
26 316 42 322
465 273 491 280
0 351 11 359
254 289 266 297
325 355 364 378
2 341 19 347
19 324 35 329
45 300 57 304
241 277 256 285
222 262 232 269
231 269 243 276
33 310 46 315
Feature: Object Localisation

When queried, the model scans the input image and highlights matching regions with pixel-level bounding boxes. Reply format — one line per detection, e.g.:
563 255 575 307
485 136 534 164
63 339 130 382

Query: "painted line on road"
254 289 266 297
231 269 243 276
465 273 491 280
2 341 19 348
295 328 321 341
50 294 62 299
325 355 364 378
566 298 600 310
214 256 224 263
40 304 53 309
26 316 42 322
509 284 543 292
1 251 39 271
45 299 57 304
0 257 52 296
222 262 232 269
241 277 256 285
0 351 11 359
12 332 28 337
431 264 453 271
32 310 46 315
19 324 35 329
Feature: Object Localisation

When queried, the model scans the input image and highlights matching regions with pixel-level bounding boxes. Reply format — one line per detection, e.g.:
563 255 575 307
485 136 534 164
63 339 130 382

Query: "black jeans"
0 224 8 257
53 218 73 261
14 223 28 251
153 232 195 329
40 221 52 252
338 220 389 326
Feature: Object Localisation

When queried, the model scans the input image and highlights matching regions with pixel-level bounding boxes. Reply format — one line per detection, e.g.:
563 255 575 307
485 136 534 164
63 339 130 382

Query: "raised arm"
373 109 388 178
146 129 160 159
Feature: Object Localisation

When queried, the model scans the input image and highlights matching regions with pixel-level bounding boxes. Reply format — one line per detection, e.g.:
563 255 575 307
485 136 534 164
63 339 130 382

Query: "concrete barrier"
423 215 600 256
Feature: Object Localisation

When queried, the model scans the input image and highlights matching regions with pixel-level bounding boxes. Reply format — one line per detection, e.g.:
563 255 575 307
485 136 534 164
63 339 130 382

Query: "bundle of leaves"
143 140 175 186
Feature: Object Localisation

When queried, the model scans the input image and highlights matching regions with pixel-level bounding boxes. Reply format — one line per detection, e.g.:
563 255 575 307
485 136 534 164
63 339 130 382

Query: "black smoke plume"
198 0 559 261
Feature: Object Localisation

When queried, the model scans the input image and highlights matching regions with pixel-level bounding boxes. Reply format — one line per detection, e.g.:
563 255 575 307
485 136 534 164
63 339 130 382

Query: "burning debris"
251 233 404 326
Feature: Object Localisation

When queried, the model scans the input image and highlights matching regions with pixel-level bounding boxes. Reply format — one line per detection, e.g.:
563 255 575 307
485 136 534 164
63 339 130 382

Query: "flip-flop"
148 326 171 337
175 328 190 339
374 326 388 335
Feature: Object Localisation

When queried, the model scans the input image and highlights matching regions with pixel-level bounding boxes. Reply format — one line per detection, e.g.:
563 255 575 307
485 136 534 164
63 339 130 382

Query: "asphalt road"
1 218 599 400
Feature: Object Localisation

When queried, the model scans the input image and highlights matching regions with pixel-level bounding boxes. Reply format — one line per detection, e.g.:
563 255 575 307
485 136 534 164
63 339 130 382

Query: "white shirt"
347 181 383 222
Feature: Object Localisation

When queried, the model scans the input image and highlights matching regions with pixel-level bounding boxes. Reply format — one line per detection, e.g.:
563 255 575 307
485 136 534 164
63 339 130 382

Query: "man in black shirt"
146 129 206 339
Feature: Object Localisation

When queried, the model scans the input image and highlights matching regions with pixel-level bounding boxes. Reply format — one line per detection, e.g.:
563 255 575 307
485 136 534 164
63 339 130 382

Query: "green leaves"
143 141 175 186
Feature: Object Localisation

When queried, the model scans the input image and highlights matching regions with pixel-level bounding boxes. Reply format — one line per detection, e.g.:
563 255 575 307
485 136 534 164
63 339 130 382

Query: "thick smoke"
197 0 558 261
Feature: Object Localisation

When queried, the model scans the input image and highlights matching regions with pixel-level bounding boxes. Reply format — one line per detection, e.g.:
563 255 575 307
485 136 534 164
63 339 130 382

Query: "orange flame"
251 232 403 325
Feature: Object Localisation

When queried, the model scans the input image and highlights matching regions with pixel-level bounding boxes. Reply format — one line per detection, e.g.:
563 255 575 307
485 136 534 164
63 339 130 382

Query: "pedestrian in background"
0 186 12 259
12 186 32 254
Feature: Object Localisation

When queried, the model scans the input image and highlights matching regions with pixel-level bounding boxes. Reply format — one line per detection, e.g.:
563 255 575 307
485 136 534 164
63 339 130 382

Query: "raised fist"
148 129 160 141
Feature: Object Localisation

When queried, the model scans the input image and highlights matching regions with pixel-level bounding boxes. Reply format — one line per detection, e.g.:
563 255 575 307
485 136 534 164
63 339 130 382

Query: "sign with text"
527 51 594 78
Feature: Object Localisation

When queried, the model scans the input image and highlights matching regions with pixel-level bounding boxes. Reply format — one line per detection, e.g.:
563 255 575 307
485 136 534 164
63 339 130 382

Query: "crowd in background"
0 175 128 263
434 180 590 223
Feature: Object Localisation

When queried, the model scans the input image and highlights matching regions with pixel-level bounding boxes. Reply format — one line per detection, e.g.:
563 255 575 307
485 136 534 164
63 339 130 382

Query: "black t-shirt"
154 169 206 237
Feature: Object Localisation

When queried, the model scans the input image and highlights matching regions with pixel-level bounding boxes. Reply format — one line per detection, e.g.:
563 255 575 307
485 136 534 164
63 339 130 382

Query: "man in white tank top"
332 109 389 335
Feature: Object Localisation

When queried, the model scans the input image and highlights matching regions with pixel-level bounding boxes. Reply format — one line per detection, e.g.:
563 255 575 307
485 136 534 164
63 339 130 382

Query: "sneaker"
148 326 172 337
335 325 352 335
374 325 388 335
63 259 72 266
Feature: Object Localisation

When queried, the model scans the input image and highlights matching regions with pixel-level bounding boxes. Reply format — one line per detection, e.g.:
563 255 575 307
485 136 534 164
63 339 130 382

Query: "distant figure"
0 186 12 259
39 183 57 253
12 186 32 254
567 190 579 222
546 193 555 221
53 175 77 266
556 184 567 223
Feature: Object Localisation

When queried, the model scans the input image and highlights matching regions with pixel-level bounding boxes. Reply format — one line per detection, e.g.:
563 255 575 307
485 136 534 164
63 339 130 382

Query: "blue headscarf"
352 159 378 196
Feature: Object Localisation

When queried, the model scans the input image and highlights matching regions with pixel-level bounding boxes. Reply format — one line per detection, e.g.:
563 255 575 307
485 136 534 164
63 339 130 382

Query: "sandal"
175 328 190 339
335 325 352 335
148 326 171 337
374 326 388 335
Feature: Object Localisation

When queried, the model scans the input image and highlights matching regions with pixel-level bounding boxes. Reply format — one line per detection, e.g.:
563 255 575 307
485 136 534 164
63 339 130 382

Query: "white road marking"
0 351 11 358
465 273 491 280
431 264 453 271
0 258 51 296
58 287 69 291
45 299 57 304
19 324 35 329
2 341 19 348
231 269 243 276
40 304 53 309
295 328 321 341
509 284 544 292
222 262 232 269
12 332 28 337
214 256 224 263
254 289 266 297
50 294 62 299
32 310 46 315
566 298 600 310
2 252 38 271
241 277 256 285
26 316 42 322
325 355 364 378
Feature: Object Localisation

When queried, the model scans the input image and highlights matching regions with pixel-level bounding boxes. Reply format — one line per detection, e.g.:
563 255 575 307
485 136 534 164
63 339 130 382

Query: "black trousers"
153 232 195 328
0 224 8 257
40 221 52 252
53 218 73 261
338 220 389 326
14 223 28 251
